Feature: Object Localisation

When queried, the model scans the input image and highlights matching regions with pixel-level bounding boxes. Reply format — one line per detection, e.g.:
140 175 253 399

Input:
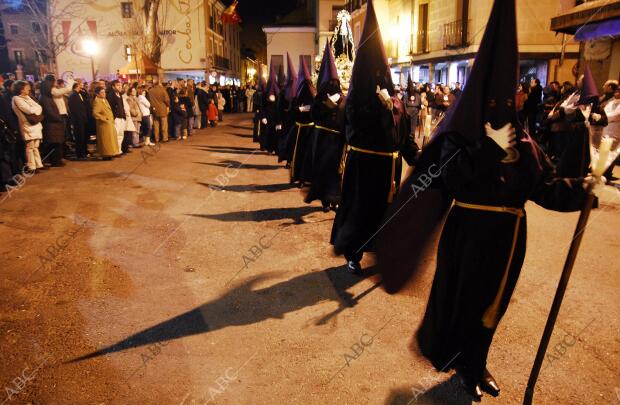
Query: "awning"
118 52 159 76
574 18 620 41
551 1 620 34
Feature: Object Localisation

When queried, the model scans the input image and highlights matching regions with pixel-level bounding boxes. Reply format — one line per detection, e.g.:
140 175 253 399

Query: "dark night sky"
222 0 301 62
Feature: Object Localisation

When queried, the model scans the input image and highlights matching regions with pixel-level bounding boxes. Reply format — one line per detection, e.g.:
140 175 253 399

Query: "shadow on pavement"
70 266 380 362
193 160 282 171
196 182 297 193
188 206 323 224
194 147 269 156
228 124 253 130
385 376 473 405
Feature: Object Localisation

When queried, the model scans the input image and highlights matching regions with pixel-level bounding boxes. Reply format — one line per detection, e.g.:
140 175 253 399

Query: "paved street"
0 113 618 404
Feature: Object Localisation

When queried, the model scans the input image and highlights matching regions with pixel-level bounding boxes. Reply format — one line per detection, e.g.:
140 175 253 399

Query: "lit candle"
424 115 432 139
593 136 613 177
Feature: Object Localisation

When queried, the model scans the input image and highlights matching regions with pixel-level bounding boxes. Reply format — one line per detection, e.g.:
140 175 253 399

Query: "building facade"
345 0 581 87
263 0 316 80
1 0 243 83
205 0 242 86
0 4 50 80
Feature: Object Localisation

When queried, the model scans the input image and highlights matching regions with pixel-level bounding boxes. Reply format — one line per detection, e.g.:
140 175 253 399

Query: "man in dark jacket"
68 81 89 159
524 77 542 137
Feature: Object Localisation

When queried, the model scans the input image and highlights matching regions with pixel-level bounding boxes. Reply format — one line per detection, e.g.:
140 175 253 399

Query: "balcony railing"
443 19 470 49
214 55 230 69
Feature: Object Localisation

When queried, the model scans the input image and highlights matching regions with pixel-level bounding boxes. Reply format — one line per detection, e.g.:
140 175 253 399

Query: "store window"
14 50 24 65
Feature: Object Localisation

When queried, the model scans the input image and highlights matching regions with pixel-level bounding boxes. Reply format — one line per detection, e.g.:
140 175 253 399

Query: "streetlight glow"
82 38 99 56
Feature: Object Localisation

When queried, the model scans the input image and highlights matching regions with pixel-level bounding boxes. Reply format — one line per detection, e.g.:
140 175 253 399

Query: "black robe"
276 92 294 163
304 94 346 206
252 90 264 143
330 96 418 257
288 96 315 184
259 98 280 154
417 132 587 378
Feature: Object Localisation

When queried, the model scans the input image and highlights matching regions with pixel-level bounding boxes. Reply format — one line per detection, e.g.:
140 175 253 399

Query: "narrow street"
0 113 618 404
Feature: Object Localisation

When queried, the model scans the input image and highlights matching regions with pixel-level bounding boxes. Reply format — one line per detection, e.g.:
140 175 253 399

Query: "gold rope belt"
315 125 340 134
290 121 315 180
340 145 400 203
453 201 525 329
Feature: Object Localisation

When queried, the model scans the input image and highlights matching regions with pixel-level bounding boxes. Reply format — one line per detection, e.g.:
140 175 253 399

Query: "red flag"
222 0 242 24
86 20 97 37
61 20 71 44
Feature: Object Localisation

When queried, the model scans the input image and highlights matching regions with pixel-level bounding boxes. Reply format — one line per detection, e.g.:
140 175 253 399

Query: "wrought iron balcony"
443 19 470 49
214 55 230 69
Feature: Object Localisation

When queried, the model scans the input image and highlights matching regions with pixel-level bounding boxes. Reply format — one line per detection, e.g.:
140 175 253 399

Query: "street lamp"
82 38 99 81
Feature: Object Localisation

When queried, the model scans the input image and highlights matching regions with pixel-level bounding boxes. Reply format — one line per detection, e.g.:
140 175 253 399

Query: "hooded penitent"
260 63 281 153
277 63 287 90
317 41 341 96
375 0 527 293
347 0 393 108
376 0 587 384
330 0 418 257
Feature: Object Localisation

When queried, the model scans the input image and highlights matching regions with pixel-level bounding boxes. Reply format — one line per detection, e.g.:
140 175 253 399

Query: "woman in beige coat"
11 81 45 172
92 87 120 159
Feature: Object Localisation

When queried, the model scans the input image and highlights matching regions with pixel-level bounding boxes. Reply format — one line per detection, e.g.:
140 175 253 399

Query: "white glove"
268 95 276 102
584 175 607 197
485 122 516 150
579 104 592 121
275 124 282 130
261 118 267 125
591 113 601 122
376 88 393 110
328 93 341 103
299 105 311 112
410 96 415 101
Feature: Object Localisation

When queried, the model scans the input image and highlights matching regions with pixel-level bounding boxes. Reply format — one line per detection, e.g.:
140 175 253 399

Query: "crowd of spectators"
0 74 262 192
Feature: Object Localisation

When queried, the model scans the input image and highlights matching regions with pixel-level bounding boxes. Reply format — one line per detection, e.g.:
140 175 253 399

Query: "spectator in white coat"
12 81 45 172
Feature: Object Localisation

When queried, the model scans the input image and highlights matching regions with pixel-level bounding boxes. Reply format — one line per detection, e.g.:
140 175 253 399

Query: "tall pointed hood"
347 0 393 105
579 64 599 105
265 63 280 97
406 73 415 94
317 41 339 90
437 0 519 143
296 55 316 101
284 52 298 100
257 64 267 92
277 63 287 89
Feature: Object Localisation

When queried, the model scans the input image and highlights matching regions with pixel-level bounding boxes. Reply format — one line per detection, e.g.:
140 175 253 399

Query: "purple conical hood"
296 55 316 100
265 64 280 97
437 0 519 142
257 64 267 91
579 64 599 105
347 0 393 104
285 52 298 100
317 41 339 90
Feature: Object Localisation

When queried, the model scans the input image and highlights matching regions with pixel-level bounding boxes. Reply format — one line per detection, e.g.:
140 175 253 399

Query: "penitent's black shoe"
479 368 500 397
347 261 363 276
458 373 482 402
